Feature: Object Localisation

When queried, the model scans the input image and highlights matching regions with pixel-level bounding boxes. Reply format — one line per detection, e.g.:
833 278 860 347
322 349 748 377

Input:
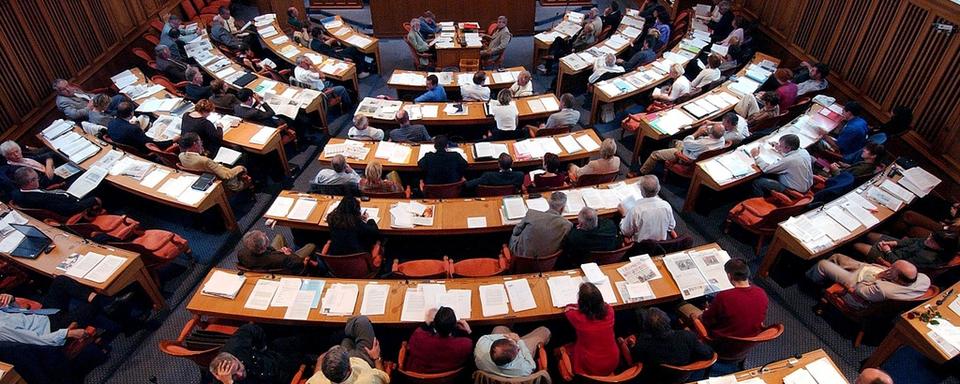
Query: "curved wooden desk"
699 349 849 384
627 52 781 165
317 15 382 75
122 68 290 176
266 175 640 236
387 66 525 99
865 280 960 368
355 94 561 127
0 204 166 309
186 244 726 326
256 19 360 92
317 129 601 172
532 11 587 68
432 21 482 68
554 12 645 95
37 127 237 231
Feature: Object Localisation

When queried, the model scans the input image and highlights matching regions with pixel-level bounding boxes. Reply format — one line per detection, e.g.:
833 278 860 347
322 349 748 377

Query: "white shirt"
510 81 534 97
681 134 725 159
589 57 624 83
620 196 676 241
724 115 750 143
294 66 326 91
797 78 828 96
489 102 519 131
348 126 384 140
690 67 721 89
668 75 692 100
313 168 360 185
460 83 491 101
756 148 814 192
720 28 743 46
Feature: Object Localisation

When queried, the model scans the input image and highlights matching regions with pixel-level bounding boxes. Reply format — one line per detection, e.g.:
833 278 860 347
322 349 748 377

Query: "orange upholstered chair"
819 283 938 348
451 245 513 277
393 257 452 279
316 240 383 278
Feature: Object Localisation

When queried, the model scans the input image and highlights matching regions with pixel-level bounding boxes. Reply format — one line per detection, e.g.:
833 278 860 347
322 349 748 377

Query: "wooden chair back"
146 143 182 168
423 180 465 198
452 245 512 277
316 240 383 278
575 170 619 187
476 184 518 197
529 125 572 138
397 341 465 384
510 249 562 274
583 241 632 265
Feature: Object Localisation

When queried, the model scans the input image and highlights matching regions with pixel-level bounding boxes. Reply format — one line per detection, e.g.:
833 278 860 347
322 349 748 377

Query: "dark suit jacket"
418 151 467 185
237 246 305 274
234 102 279 127
156 57 187 83
466 170 524 190
564 219 620 260
185 84 212 101
181 114 223 155
509 209 573 258
328 219 380 255
107 118 153 152
13 189 96 216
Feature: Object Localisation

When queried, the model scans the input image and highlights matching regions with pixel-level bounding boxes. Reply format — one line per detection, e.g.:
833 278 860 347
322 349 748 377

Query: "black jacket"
466 170 524 190
13 189 96 216
418 151 467 185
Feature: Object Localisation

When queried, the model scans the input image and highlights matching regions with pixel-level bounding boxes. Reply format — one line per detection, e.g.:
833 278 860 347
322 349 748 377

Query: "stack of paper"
321 283 360 316
359 283 390 316
663 249 732 299
389 201 434 228
898 167 940 197
67 165 108 199
547 275 582 307
580 263 618 303
266 196 295 217
201 270 246 299
287 197 317 221
64 252 126 283
502 197 528 220
244 279 281 310
782 216 832 251
478 284 510 317
616 254 662 283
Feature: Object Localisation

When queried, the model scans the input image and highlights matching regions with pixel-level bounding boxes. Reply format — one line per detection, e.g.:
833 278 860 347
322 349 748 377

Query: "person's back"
390 124 431 143
218 324 298 384
565 218 619 256
418 150 466 184
566 289 618 376
106 118 149 151
510 208 573 258
701 285 768 339
406 326 473 373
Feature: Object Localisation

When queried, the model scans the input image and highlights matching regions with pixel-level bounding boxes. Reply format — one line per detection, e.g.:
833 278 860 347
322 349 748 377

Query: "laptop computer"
8 223 53 259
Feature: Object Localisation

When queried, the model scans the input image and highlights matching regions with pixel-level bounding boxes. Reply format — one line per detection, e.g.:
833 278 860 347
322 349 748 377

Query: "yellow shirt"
305 357 390 384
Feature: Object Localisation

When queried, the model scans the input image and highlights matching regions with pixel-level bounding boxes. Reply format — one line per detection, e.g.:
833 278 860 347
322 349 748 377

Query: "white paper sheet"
244 279 280 310
360 283 390 315
478 284 510 317
504 279 537 312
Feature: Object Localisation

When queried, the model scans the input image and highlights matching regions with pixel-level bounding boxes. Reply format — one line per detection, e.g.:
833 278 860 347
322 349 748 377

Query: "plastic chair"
659 352 717 383
396 340 465 384
476 184 518 197
583 241 632 265
158 315 240 367
422 180 465 198
555 337 642 383
451 245 513 277
510 249 562 274
575 170 619 187
392 257 451 279
316 240 383 278
108 229 191 269
690 319 784 369
820 283 938 348
725 190 813 255
180 0 199 21
151 75 188 97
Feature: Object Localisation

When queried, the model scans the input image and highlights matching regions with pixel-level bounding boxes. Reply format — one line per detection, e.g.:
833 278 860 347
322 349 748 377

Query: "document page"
504 279 537 312
359 283 390 316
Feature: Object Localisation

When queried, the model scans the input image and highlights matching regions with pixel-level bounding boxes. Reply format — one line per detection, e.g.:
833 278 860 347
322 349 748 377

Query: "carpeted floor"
81 2 959 383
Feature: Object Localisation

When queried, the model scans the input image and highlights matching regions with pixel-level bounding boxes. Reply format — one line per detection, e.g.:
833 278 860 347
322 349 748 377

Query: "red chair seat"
393 258 451 279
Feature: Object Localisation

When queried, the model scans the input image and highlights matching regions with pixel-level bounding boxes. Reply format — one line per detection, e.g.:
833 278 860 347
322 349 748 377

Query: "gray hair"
639 175 660 198
600 138 617 159
185 66 200 81
51 78 68 90
498 16 508 23
321 346 351 383
0 141 21 156
241 230 269 253
353 114 368 129
548 191 567 212
296 55 313 67
578 207 598 230
331 154 347 173
154 44 170 57
708 124 725 139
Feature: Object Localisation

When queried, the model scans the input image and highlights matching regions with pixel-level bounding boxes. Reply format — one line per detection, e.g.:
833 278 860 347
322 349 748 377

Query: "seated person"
618 36 658 72
287 6 307 33
0 275 138 346
857 368 894 384
234 89 282 127
11 168 97 216
178 133 247 192
509 71 534 98
487 89 519 140
538 93 580 131
530 152 567 190
107 102 174 152
820 142 885 180
587 8 603 39
347 115 384 141
466 153 524 191
709 111 749 145
209 79 240 110
651 63 691 102
159 14 196 60
237 229 316 274
571 23 596 51
750 134 813 196
210 14 245 50
181 99 222 156
293 56 352 106
564 282 618 376
588 53 624 84
745 92 781 125
1 141 57 188
569 138 620 181
308 27 372 78
184 66 211 101
405 307 473 374
619 175 676 242
461 71 491 101
87 94 115 127
308 318 389 384
854 230 958 270
872 105 913 140
326 196 379 255
481 16 512 60
418 11 439 38
796 62 830 96
564 207 620 261
680 259 769 339
474 324 550 378
154 44 188 83
407 18 436 68
414 74 447 103
52 78 125 121
806 255 930 310
630 308 713 381
602 2 624 31
690 54 722 90
889 204 960 239
390 110 431 142
418 135 466 185
510 192 573 258
209 324 302 384
773 68 798 110
718 15 745 46
819 100 868 159
359 160 402 195
314 155 361 187
638 124 724 175
651 9 671 48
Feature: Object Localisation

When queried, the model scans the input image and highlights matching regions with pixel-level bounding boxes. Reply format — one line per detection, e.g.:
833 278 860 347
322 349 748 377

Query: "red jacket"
405 327 473 373
702 285 769 339
566 304 619 376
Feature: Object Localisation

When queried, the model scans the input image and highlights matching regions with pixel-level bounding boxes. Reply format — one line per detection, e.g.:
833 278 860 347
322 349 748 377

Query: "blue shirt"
474 334 536 378
836 116 868 156
0 311 67 346
415 86 447 103
655 23 671 46
419 17 439 38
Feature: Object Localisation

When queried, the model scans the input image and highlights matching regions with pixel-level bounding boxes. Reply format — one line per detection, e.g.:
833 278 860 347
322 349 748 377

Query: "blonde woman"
359 160 402 194
569 138 620 182
652 63 691 102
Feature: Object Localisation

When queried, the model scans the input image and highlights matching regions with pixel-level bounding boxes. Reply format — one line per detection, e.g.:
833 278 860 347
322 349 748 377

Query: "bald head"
891 260 918 285
707 124 725 139
855 368 893 384
490 338 519 366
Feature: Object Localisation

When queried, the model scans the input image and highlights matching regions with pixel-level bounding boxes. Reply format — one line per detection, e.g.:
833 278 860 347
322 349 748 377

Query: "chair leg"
854 329 864 348
755 235 766 256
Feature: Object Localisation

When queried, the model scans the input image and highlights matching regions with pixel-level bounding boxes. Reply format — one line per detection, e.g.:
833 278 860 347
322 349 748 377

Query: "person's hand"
425 307 438 324
361 211 370 222
750 147 760 157
456 319 472 334
504 332 521 342
213 359 237 384
828 162 840 172
564 304 577 312
878 241 895 252
364 338 382 361
844 283 856 293
0 294 13 307
66 328 87 339
280 247 293 255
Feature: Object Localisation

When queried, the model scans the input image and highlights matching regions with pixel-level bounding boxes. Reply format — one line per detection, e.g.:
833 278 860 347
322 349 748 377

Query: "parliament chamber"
0 0 959 383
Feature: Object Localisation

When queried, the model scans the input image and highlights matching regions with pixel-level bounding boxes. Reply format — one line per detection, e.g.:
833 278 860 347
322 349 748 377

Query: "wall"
741 0 960 181
0 0 180 140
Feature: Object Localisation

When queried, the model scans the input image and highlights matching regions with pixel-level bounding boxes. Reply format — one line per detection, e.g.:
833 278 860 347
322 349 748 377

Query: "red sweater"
702 285 768 339
566 304 619 376
405 327 473 373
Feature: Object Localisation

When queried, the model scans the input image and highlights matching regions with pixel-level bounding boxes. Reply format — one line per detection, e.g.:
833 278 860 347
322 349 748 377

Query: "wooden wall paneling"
805 0 845 60
910 41 960 146
822 0 870 75
792 0 821 50
863 3 927 104
844 2 901 90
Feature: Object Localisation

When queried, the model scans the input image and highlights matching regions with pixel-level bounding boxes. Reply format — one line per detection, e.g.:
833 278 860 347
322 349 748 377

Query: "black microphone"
756 353 804 375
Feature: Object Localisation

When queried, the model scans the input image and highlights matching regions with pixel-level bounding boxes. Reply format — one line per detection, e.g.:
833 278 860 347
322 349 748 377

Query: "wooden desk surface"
358 94 561 126
533 11 587 50
387 66 525 92
699 349 850 384
37 127 225 214
0 361 24 384
256 20 357 82
593 44 692 103
317 15 379 54
267 175 640 235
318 129 601 172
186 244 723 326
894 281 960 364
125 68 283 156
557 13 646 77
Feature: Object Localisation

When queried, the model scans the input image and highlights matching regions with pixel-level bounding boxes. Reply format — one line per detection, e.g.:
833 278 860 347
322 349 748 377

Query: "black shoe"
103 291 137 318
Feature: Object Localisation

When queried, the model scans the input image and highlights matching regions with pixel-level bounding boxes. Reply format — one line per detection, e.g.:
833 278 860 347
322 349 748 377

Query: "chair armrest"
371 241 383 267
442 256 452 278
290 364 307 384
536 343 548 372
320 240 332 255
391 259 400 274
554 345 574 382
499 244 512 270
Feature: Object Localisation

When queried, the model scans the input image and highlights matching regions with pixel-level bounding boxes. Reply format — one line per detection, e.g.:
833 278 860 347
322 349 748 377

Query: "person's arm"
58 98 89 120
0 323 69 346
414 91 432 103
687 331 714 360
755 150 790 173
699 296 720 326
619 209 636 236
204 157 245 180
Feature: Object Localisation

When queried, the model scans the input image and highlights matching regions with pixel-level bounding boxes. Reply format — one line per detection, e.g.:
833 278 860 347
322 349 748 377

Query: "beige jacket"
179 151 245 191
